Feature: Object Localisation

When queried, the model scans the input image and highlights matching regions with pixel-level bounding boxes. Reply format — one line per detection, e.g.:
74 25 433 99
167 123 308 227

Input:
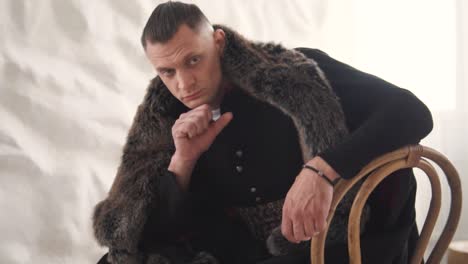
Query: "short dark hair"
141 1 211 49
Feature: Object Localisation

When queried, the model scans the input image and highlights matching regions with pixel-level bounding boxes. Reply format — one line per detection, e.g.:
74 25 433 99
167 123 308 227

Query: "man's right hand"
168 104 233 190
172 104 233 160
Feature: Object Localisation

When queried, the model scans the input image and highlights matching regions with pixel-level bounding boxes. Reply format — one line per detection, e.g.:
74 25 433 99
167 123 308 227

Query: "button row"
233 149 260 203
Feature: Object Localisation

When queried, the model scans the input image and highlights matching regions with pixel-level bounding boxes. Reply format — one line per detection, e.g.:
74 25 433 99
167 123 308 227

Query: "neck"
210 78 234 109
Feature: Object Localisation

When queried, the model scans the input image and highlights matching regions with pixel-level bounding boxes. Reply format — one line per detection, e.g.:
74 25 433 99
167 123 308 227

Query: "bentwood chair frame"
310 145 462 264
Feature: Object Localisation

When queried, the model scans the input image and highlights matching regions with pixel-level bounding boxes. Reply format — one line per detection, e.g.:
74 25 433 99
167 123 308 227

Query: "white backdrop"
0 0 466 263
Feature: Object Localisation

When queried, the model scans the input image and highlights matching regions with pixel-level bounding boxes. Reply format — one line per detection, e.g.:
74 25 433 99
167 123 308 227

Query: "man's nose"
177 71 195 91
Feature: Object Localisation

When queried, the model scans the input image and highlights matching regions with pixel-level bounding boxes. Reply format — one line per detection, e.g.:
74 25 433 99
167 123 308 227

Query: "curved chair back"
310 145 462 264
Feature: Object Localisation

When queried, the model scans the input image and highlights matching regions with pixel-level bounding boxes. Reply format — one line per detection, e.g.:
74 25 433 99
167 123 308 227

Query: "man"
94 2 433 263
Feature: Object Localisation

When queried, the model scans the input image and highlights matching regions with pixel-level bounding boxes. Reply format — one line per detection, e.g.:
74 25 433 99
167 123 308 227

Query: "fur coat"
92 25 353 263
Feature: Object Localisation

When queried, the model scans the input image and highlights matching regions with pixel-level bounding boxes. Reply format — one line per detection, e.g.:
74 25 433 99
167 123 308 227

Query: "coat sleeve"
296 48 434 179
92 96 180 253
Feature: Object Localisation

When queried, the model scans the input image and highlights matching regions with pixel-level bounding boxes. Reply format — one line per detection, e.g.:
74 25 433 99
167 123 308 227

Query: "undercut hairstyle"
141 1 211 49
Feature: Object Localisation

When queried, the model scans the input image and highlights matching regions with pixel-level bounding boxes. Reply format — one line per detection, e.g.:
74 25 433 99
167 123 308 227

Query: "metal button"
235 150 243 158
250 187 257 193
235 165 243 173
255 197 261 202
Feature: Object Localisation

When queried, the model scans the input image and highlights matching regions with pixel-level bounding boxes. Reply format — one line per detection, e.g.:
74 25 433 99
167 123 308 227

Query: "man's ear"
213 29 226 55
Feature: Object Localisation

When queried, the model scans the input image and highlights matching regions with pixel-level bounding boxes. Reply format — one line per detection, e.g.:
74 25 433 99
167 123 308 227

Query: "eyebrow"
155 51 199 72
156 66 173 72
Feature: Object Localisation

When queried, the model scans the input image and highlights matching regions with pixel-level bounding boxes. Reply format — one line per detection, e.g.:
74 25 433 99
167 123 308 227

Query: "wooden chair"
310 145 462 264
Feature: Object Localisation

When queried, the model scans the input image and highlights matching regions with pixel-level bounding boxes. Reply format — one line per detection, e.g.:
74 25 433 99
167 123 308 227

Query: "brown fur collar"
92 24 348 262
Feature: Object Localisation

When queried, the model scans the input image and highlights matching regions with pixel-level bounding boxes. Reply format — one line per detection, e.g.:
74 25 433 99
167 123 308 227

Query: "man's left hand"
281 156 340 243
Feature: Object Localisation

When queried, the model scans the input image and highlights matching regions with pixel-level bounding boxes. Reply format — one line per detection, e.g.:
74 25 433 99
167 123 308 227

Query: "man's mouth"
184 90 202 101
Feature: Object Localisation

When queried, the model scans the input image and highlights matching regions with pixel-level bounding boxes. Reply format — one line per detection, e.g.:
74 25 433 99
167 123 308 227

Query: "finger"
174 109 205 138
292 215 307 242
312 221 320 236
281 201 296 243
178 112 188 120
175 121 198 138
185 122 199 138
172 120 188 138
281 212 295 243
180 115 205 136
173 110 212 138
183 108 212 131
179 104 211 121
206 112 233 137
174 128 190 138
190 104 212 122
190 105 212 121
312 221 320 237
193 103 211 112
303 216 315 239
191 111 211 131
315 214 327 234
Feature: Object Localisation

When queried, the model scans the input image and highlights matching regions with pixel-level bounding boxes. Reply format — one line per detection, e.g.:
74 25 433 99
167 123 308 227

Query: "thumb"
207 112 233 137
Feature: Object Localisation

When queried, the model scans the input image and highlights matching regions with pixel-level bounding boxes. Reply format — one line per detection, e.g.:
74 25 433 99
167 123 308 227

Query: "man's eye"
189 56 200 65
161 70 175 77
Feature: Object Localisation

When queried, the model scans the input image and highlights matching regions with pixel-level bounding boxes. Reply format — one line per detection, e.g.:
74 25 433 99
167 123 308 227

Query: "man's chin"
183 95 219 109
184 99 206 109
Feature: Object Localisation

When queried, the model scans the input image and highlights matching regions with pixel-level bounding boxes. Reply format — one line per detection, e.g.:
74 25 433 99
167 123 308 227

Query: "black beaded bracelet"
302 164 340 187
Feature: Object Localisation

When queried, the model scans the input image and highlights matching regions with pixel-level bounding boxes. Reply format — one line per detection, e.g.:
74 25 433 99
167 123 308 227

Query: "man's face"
145 24 225 109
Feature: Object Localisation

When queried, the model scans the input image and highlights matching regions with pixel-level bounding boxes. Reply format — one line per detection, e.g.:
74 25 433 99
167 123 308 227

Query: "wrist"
302 157 341 187
302 164 339 187
171 151 199 164
306 156 340 180
168 153 198 191
169 154 198 174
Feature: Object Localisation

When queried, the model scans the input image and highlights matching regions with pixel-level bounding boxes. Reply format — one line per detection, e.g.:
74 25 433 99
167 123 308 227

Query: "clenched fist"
172 104 233 160
281 157 339 243
169 104 233 190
